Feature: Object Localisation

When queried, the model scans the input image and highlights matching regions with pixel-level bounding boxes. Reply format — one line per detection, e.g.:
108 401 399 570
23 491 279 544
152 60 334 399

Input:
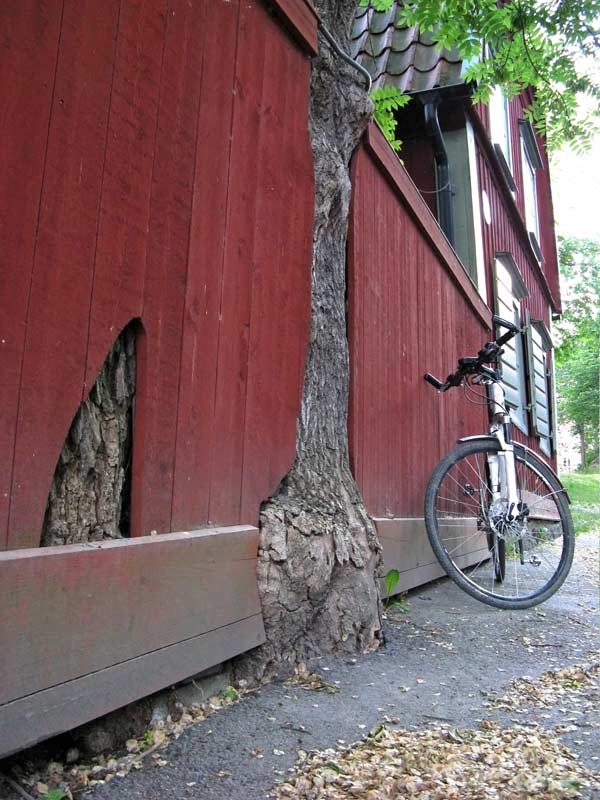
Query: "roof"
351 3 465 94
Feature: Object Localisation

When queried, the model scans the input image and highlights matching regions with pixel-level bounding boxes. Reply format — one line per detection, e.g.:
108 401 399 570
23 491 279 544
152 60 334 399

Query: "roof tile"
351 3 464 93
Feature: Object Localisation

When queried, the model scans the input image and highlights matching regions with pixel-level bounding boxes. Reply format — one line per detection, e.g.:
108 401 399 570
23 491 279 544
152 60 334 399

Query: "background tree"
555 237 600 467
247 0 600 678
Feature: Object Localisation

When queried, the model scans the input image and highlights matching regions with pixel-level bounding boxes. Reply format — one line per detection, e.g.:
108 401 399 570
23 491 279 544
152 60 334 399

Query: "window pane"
490 88 511 169
521 137 539 239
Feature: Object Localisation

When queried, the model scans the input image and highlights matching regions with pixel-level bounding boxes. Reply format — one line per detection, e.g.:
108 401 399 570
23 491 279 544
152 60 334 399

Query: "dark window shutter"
526 318 553 455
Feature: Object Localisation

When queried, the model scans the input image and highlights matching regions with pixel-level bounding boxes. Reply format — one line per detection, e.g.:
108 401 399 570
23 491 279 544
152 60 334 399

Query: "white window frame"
489 87 516 191
443 121 486 297
494 253 529 434
519 119 543 258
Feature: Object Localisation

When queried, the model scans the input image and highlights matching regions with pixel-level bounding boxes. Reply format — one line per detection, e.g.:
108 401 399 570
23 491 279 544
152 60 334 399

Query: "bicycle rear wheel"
424 440 575 609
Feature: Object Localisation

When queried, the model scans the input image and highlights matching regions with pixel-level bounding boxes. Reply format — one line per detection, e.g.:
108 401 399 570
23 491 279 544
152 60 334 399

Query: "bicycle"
423 315 575 609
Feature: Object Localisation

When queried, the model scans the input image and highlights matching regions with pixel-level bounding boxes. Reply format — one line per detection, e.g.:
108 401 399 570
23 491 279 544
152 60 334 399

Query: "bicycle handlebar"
424 315 520 393
424 373 445 391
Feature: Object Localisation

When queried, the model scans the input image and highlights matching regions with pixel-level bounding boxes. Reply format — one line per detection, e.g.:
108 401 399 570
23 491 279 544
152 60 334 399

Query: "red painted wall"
0 0 314 550
348 126 490 518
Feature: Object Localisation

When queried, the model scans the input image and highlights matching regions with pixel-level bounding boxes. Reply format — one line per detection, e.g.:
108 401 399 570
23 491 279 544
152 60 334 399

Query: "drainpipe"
421 93 455 247
318 20 372 92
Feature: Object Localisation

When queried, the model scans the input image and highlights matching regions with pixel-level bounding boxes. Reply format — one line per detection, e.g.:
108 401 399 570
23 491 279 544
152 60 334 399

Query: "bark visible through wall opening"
41 324 137 547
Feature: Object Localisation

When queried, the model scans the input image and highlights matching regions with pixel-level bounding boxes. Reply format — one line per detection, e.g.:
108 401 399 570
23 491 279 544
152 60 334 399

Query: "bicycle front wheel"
424 440 575 609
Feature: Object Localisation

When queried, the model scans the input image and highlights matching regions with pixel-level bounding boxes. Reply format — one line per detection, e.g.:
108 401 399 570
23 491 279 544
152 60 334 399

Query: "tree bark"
239 1 383 681
41 325 136 547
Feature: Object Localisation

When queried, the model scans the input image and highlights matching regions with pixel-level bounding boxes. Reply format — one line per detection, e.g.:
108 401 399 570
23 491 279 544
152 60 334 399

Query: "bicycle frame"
465 380 522 520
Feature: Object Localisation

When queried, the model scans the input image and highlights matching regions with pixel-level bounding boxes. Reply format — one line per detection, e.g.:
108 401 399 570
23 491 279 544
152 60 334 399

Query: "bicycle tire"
488 533 506 582
424 440 575 609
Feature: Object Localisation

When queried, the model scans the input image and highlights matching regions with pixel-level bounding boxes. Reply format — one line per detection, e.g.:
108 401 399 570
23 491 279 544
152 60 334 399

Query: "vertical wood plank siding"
0 2 64 548
0 0 314 550
348 126 490 518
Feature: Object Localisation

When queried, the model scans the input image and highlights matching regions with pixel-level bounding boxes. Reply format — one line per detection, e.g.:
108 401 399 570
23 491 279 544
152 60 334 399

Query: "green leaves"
360 0 600 150
371 87 410 151
358 0 392 10
220 686 240 702
384 567 400 597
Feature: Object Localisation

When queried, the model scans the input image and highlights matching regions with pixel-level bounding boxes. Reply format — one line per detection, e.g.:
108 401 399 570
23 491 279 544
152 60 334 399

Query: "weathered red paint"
0 1 64 550
0 0 314 550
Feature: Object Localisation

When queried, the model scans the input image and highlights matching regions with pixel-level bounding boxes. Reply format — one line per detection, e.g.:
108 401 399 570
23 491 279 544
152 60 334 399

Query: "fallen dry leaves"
489 654 600 711
275 724 600 800
284 664 340 694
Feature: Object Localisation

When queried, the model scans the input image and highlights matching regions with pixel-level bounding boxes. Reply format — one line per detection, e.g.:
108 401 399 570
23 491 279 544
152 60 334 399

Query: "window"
519 120 543 257
444 121 486 295
489 87 516 191
494 253 529 433
526 315 554 456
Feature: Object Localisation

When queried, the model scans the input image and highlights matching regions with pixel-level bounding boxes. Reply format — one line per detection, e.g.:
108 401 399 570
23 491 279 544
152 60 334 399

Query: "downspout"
421 93 455 247
317 19 372 92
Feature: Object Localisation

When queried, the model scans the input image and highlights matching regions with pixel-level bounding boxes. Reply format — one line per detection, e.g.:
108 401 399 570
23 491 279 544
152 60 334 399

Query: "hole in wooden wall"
41 321 138 547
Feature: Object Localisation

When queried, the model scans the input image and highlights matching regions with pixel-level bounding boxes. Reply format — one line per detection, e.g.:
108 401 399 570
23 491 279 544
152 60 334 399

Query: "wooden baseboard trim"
0 615 264 758
375 517 489 595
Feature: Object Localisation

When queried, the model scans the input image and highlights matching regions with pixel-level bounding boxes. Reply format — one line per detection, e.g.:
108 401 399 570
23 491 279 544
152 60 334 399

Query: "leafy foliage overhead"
361 0 600 150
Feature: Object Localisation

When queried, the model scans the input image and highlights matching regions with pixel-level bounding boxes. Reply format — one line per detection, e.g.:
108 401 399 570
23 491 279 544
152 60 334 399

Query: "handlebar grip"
492 314 520 334
424 373 445 391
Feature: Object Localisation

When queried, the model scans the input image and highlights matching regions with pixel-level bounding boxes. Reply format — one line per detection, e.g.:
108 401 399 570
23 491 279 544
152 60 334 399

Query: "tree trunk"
41 325 136 547
239 1 383 681
577 424 586 468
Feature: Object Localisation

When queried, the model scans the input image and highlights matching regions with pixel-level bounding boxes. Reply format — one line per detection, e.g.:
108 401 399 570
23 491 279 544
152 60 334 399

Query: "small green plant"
42 791 68 800
384 568 400 598
384 568 410 612
388 595 411 614
371 87 410 152
221 686 240 702
141 729 155 749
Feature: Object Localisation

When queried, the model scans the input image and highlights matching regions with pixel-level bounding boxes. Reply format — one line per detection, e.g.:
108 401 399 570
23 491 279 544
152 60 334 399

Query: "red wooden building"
350 3 561 591
0 0 561 755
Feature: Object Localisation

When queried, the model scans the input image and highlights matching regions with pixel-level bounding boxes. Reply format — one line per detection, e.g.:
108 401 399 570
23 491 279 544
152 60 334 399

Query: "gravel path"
2 532 598 800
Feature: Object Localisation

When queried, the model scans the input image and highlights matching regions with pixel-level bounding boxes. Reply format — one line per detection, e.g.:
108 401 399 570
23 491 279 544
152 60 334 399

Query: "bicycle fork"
486 426 528 563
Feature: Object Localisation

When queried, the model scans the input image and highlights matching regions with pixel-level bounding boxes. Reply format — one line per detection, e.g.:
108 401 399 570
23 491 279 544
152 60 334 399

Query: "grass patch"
560 471 600 535
570 507 600 535
562 471 600 505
